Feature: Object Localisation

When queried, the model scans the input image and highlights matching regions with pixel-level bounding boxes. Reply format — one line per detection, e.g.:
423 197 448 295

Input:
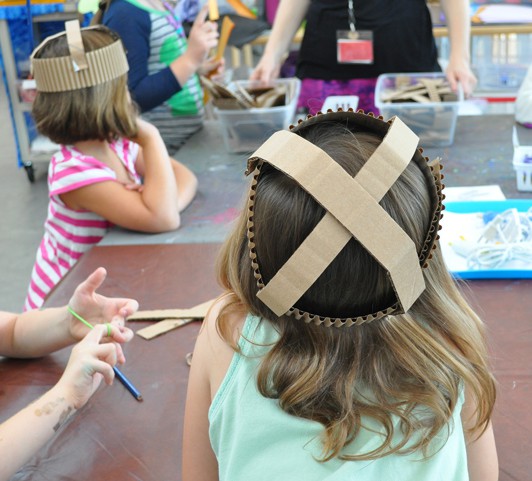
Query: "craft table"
1 114 531 480
1 242 531 480
1 243 223 481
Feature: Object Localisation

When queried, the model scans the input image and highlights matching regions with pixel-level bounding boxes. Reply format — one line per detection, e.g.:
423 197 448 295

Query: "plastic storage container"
213 78 301 153
473 63 528 91
375 72 462 147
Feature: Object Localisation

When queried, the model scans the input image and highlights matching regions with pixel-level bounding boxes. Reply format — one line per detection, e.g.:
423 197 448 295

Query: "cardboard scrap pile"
380 77 459 104
201 76 289 110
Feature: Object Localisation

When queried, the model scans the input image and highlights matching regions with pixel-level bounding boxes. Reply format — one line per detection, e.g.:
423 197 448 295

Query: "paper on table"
443 185 505 203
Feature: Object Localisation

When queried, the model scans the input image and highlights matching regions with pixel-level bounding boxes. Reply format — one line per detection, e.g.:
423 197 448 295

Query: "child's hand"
198 56 225 78
125 183 145 193
132 117 164 148
55 324 124 409
184 5 219 71
250 53 281 84
68 267 137 343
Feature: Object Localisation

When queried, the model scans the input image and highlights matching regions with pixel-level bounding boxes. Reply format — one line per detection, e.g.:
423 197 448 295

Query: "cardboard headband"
245 110 444 327
31 20 129 93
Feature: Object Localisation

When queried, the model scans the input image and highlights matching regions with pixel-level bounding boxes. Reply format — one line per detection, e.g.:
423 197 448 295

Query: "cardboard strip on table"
136 318 196 340
127 299 215 321
251 129 423 316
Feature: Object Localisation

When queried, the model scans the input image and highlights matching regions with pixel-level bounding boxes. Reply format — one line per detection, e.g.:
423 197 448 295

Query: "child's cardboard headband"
31 20 129 93
245 110 444 327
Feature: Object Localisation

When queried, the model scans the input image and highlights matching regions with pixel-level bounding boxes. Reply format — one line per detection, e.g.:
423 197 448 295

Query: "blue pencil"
113 366 143 402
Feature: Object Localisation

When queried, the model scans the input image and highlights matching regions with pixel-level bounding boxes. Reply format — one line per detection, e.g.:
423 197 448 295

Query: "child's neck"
74 139 113 161
137 0 166 11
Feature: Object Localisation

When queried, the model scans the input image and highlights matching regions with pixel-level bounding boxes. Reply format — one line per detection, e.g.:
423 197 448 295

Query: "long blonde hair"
216 121 496 461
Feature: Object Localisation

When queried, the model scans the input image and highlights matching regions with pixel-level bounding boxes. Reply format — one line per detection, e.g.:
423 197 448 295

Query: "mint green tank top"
209 314 469 481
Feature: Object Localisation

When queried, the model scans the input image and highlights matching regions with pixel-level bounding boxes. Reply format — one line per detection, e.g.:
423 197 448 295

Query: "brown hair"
90 0 112 25
216 121 496 461
31 26 137 145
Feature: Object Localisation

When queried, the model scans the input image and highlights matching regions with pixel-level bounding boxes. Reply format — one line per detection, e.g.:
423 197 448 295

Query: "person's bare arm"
250 0 310 83
182 297 244 481
461 388 498 481
0 325 127 481
0 268 136 358
440 0 477 96
170 157 198 212
171 5 219 87
182 303 223 481
62 119 181 233
131 150 197 214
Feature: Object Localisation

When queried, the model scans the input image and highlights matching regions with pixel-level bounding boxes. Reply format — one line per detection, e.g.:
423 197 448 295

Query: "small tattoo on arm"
34 397 65 417
33 397 74 432
53 407 74 432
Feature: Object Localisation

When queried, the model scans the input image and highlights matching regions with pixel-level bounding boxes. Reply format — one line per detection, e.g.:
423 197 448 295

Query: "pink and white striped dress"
24 138 140 311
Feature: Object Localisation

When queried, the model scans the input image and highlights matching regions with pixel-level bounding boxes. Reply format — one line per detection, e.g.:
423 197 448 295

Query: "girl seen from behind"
183 111 497 480
24 22 197 310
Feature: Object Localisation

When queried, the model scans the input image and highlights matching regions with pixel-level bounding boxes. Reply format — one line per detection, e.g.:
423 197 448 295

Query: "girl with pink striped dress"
24 24 198 310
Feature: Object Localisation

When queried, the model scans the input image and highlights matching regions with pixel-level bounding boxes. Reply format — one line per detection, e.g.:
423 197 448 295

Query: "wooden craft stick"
136 318 196 340
215 16 235 62
208 0 219 21
225 0 257 18
127 299 215 321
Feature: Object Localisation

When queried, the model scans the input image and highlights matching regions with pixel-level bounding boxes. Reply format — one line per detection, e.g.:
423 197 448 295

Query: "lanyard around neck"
348 0 356 32
161 1 181 31
147 0 182 31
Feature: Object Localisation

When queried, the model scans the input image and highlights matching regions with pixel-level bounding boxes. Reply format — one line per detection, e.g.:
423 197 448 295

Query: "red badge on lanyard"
336 0 374 64
337 30 374 64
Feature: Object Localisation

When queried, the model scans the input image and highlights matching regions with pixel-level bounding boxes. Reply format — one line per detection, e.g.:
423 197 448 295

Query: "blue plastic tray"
442 199 532 279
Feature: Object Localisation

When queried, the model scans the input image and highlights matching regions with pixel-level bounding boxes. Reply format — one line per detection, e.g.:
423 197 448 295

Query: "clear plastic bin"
375 72 462 147
513 127 532 192
213 78 301 153
473 63 528 91
513 156 532 192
